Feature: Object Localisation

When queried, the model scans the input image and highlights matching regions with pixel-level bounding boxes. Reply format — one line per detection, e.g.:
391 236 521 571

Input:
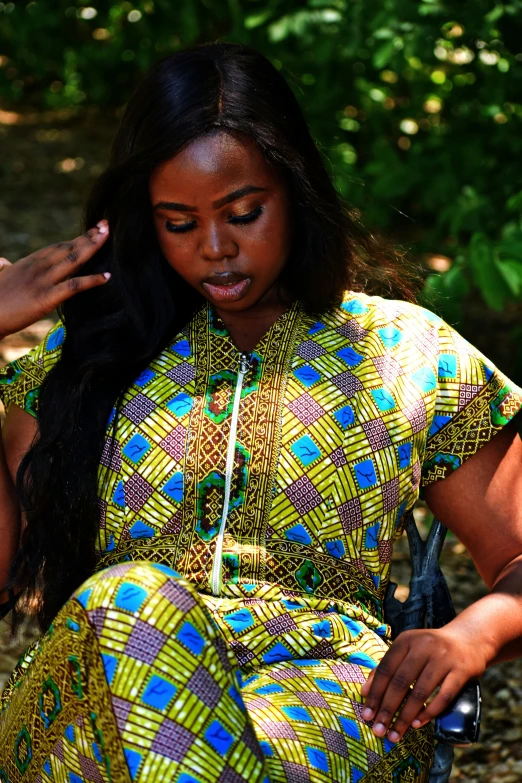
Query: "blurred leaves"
469 233 512 312
1 0 522 363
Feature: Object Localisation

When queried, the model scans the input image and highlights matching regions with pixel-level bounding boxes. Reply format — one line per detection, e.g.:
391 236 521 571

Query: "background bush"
1 0 522 378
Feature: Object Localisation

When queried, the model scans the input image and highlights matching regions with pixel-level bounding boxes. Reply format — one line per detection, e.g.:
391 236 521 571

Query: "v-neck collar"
206 299 303 359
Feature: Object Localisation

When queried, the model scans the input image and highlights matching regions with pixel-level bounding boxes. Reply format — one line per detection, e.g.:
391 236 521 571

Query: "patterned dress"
1 291 521 783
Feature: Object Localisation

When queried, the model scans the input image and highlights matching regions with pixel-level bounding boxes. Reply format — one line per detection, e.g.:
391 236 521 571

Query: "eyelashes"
165 220 195 234
165 205 263 234
229 205 263 225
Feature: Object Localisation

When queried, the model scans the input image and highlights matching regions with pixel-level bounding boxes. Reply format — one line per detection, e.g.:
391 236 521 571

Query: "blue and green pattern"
1 290 521 782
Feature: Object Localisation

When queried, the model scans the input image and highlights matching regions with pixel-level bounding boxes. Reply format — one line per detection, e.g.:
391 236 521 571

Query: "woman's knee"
75 560 187 596
72 561 212 631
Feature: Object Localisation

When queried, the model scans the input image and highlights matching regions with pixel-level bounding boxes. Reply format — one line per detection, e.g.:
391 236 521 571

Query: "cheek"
265 217 292 269
264 199 292 252
251 208 291 258
156 230 196 272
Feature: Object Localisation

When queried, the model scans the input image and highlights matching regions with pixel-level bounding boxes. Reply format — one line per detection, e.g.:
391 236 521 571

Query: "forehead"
149 131 281 201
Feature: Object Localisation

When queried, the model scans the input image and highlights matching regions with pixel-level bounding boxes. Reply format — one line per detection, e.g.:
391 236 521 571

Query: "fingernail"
362 708 373 721
103 272 111 280
412 719 421 728
388 730 400 743
97 220 108 234
373 723 386 737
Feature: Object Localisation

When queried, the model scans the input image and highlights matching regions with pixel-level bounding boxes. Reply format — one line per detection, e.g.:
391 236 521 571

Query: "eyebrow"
153 185 266 213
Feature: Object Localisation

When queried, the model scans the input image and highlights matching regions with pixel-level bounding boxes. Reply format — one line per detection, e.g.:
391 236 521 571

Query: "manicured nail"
388 730 400 743
103 272 111 280
97 220 109 234
362 708 373 721
412 719 421 728
373 723 386 737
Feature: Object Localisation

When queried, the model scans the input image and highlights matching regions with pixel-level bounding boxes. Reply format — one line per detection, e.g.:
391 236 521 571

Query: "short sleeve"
421 316 522 488
0 319 66 420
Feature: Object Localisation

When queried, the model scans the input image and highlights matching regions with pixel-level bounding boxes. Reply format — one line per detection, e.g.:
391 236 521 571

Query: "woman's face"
149 131 292 314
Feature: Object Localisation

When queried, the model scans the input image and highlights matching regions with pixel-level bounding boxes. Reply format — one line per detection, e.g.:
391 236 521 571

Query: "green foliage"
1 0 522 348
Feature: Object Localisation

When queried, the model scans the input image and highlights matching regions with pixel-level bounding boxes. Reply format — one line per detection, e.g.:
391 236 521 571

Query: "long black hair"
7 42 417 631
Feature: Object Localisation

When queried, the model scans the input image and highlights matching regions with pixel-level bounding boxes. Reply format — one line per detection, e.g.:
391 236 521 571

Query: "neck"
213 285 291 353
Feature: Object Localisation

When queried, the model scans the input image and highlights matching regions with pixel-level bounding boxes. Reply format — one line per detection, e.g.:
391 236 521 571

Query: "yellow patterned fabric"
1 291 521 783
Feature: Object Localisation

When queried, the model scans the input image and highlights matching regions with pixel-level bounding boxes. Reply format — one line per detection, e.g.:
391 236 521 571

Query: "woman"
0 42 521 783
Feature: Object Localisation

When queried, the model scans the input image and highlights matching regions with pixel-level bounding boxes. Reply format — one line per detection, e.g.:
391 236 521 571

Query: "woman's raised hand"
0 221 111 340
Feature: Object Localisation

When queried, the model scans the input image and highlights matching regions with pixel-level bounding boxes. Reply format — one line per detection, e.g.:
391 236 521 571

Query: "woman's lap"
241 659 433 782
0 562 433 782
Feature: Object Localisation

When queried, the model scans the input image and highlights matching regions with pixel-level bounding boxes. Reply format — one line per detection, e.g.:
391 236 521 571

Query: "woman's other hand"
360 625 486 743
0 221 111 340
363 418 522 744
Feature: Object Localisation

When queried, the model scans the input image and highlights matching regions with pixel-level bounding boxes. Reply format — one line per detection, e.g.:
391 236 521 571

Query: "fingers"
0 258 12 271
361 638 410 725
49 271 112 308
369 660 431 739
411 674 463 728
362 640 465 744
34 221 111 310
362 632 452 744
385 667 450 742
43 221 110 280
361 629 482 745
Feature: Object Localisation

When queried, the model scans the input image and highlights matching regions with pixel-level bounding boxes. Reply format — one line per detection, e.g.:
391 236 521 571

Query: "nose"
199 222 238 261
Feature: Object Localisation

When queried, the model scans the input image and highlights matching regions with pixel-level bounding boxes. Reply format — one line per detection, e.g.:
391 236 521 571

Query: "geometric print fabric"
0 562 435 782
1 293 519 623
1 562 267 783
1 290 521 783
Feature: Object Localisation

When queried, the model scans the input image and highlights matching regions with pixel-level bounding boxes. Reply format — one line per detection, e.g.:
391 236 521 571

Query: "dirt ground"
1 109 522 782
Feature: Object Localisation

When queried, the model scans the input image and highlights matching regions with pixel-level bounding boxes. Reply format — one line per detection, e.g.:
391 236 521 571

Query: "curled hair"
7 42 418 631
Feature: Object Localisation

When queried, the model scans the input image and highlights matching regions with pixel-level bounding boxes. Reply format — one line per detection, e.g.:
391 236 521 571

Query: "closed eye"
228 205 263 225
164 205 263 234
165 220 196 234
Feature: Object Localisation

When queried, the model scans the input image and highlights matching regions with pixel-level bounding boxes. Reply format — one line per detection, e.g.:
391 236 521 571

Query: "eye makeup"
165 205 264 233
228 205 263 225
165 220 196 234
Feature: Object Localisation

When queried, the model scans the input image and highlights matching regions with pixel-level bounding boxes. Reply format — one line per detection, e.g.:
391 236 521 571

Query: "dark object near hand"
434 678 481 745
385 511 482 781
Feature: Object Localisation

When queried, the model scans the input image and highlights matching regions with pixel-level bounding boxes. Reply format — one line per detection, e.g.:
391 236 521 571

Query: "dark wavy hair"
7 42 418 631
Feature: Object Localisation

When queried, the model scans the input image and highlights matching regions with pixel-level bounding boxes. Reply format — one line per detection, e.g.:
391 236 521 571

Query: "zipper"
210 351 250 596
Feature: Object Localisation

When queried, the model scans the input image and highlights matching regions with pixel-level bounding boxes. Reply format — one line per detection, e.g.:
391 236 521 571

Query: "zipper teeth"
210 354 248 596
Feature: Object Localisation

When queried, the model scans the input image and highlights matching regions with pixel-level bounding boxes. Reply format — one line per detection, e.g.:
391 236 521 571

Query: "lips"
201 273 252 303
202 272 248 286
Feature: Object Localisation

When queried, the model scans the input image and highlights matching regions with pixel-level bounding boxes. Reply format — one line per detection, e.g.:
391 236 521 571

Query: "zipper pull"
239 352 251 374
